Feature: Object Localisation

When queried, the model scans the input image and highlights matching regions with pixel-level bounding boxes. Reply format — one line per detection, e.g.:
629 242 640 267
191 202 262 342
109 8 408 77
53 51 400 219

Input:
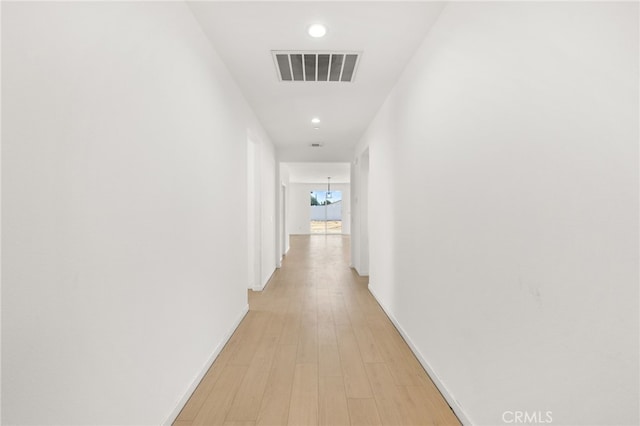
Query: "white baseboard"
163 304 249 426
354 266 369 277
277 246 290 268
253 269 273 292
368 285 472 426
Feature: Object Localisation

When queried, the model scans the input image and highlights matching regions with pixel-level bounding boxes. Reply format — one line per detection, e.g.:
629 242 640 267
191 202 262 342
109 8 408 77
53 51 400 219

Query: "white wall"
277 163 291 264
247 131 276 291
258 134 277 290
350 151 370 275
355 2 638 425
247 137 258 290
1 2 274 424
288 183 351 235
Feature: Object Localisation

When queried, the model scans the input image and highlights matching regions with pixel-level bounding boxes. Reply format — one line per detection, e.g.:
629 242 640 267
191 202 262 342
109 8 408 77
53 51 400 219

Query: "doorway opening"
310 190 342 234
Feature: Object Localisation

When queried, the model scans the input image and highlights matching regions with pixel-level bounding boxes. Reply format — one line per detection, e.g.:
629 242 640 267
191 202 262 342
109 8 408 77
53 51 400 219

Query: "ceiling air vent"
272 51 361 82
310 143 323 148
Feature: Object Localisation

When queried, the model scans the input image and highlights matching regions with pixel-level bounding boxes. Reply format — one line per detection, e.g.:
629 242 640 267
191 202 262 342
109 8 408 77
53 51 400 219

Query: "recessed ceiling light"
311 118 320 124
314 127 320 130
308 24 327 38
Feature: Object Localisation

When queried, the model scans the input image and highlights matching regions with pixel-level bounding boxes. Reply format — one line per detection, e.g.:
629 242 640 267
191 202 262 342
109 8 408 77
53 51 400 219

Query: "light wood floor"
174 235 460 426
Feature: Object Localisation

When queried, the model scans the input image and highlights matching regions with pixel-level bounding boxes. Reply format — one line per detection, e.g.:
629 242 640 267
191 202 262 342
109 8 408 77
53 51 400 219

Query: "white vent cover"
272 51 361 82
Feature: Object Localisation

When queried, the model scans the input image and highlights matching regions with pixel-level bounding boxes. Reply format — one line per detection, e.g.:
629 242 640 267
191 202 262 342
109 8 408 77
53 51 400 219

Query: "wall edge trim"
163 304 250 425
368 284 473 425
254 268 277 292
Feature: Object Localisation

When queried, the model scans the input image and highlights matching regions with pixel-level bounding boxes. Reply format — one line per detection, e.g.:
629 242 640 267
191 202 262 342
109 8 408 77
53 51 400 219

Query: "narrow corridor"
174 236 460 426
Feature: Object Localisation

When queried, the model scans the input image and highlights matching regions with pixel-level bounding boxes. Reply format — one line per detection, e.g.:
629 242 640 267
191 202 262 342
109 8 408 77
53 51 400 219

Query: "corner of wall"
163 304 249 426
367 285 473 426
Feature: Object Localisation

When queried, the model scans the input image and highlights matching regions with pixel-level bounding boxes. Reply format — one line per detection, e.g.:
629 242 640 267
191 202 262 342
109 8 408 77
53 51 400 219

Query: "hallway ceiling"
187 1 445 162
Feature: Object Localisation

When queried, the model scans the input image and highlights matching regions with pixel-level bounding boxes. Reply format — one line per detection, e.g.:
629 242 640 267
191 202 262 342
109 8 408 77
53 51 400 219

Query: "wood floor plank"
264 311 286 339
336 325 373 399
347 398 382 426
296 323 319 364
228 311 270 366
256 344 298 426
225 334 279 421
318 344 342 377
363 363 405 426
301 294 319 325
287 363 319 426
331 294 352 326
319 375 350 426
317 319 337 346
280 310 302 346
192 365 248 426
316 288 334 323
352 323 384 363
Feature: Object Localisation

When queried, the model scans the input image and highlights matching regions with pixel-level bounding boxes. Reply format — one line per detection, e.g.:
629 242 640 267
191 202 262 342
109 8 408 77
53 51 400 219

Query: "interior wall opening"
310 190 343 234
